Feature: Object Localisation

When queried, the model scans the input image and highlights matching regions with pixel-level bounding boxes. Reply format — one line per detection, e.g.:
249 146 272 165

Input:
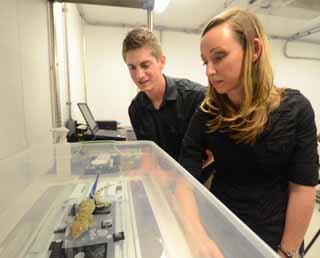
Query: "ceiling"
76 0 320 43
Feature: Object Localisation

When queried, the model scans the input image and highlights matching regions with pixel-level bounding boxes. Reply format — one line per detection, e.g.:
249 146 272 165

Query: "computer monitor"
77 103 98 133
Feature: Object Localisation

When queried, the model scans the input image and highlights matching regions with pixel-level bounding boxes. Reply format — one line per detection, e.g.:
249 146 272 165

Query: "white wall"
82 26 320 131
270 39 320 130
0 0 52 159
66 4 86 122
0 1 27 159
18 0 53 147
84 25 137 126
162 31 207 85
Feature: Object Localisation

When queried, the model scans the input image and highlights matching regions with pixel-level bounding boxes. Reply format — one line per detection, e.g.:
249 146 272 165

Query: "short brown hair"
122 27 162 61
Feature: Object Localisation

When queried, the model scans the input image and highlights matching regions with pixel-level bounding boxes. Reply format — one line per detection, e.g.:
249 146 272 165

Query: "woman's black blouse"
179 89 319 250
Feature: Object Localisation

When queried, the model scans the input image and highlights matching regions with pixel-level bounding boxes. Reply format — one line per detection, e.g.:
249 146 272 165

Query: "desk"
68 127 136 142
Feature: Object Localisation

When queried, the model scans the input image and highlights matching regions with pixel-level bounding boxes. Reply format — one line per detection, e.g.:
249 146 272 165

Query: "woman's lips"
212 80 223 86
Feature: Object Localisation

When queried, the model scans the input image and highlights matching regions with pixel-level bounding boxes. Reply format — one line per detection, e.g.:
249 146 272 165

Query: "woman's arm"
278 95 319 256
278 183 316 257
177 110 224 258
175 179 224 258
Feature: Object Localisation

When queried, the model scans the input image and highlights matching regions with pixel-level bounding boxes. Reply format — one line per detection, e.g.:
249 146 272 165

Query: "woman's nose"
206 62 216 76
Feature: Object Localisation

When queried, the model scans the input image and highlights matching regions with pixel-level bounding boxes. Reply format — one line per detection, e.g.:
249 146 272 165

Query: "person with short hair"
123 28 211 172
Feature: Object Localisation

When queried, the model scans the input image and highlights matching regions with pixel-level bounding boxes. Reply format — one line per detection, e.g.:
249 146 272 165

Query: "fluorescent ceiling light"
153 0 170 13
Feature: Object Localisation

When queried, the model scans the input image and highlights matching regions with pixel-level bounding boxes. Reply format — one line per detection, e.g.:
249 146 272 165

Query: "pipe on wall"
48 1 62 128
147 9 153 31
62 3 73 120
54 0 154 10
79 6 88 104
283 25 320 61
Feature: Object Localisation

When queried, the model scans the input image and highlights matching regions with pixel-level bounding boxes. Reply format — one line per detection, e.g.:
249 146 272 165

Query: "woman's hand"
277 250 287 258
189 232 224 258
202 149 214 169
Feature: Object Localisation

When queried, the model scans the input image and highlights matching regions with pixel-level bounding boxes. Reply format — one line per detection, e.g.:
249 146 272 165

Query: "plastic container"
0 141 279 258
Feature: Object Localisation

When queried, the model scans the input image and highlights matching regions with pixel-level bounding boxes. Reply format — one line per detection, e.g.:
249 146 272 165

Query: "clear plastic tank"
0 141 279 258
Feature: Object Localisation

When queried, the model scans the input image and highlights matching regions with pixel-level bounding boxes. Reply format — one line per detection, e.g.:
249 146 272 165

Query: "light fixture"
153 0 170 13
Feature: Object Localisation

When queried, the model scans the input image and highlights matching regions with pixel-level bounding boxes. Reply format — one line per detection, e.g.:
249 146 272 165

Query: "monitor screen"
78 103 97 131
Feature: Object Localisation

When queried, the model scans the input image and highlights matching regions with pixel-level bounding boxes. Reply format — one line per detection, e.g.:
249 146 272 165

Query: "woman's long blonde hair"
200 8 283 144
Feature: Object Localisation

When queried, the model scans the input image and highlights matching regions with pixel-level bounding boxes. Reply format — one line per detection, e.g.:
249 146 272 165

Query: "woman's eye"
213 55 224 62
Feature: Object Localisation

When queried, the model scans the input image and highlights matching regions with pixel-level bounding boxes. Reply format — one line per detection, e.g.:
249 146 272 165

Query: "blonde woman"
179 8 318 258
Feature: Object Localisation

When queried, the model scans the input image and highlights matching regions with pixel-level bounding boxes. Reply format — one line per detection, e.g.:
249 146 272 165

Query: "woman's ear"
253 38 262 62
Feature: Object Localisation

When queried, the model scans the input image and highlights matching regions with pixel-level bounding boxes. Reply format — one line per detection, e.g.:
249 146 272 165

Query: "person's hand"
189 233 224 258
127 168 146 177
127 153 154 177
128 167 174 186
202 149 214 169
277 250 286 258
151 167 175 187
